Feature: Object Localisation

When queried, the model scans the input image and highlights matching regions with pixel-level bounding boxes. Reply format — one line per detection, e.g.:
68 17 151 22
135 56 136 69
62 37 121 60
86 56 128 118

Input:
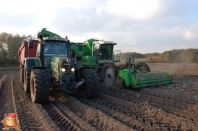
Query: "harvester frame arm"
37 28 61 40
71 44 91 57
71 39 98 58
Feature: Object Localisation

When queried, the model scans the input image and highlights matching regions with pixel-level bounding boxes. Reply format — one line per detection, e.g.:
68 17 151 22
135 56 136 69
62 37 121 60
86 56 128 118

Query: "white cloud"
0 0 198 53
184 30 194 40
105 0 159 20
96 7 103 14
0 0 92 15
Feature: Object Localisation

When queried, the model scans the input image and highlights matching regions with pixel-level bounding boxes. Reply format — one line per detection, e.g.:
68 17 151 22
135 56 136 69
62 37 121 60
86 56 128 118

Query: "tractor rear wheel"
135 63 150 72
102 63 118 87
77 69 99 99
20 68 24 83
30 69 50 104
24 67 30 93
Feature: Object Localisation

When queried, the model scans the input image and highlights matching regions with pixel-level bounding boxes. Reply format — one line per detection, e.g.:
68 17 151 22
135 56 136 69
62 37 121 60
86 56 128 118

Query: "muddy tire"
30 69 50 104
24 68 30 93
102 63 118 87
135 62 150 72
20 68 24 83
77 69 99 99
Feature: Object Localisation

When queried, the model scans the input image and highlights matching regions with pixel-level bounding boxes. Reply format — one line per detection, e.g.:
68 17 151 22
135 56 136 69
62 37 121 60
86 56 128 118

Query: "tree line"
121 49 198 63
0 32 198 67
0 32 28 67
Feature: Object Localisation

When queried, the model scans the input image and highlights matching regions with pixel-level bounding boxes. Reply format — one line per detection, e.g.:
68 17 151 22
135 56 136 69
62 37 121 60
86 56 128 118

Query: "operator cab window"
44 41 67 56
93 44 100 56
99 44 113 60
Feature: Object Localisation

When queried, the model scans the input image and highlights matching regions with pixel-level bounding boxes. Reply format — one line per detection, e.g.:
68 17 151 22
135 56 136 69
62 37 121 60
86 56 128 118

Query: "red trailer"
18 40 38 84
18 40 38 67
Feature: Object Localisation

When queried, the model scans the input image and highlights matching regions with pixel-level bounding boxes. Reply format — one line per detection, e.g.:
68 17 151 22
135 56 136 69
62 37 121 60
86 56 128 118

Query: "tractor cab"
92 40 120 64
36 37 71 69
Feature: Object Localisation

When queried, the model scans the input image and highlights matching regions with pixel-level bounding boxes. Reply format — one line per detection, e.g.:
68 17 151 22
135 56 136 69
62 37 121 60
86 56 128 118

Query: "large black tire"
24 67 30 93
77 69 99 99
102 63 118 87
30 69 50 104
135 62 151 72
20 68 24 83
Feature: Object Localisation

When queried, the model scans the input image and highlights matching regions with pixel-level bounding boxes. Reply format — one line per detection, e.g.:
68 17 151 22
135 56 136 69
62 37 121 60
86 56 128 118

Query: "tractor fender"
118 69 136 87
24 58 42 71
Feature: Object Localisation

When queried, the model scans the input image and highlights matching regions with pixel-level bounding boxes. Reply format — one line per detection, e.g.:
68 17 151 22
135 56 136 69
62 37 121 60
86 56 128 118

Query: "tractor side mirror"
28 40 34 48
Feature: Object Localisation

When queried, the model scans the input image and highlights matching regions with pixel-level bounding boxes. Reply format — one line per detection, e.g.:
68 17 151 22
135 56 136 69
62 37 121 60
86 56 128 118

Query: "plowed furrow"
99 85 198 130
139 86 198 105
0 74 16 130
137 88 198 121
54 103 98 131
12 74 60 131
42 103 82 131
82 93 198 131
65 97 134 131
80 96 162 131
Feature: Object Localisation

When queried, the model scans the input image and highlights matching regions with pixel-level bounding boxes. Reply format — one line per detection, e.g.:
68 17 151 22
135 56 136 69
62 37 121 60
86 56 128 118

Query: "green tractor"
117 56 173 88
71 39 121 86
20 28 99 104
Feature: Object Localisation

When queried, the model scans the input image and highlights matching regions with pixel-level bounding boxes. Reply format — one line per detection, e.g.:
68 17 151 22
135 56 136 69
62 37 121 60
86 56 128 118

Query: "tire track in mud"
54 103 98 131
13 72 99 131
42 103 84 131
80 95 161 131
81 94 197 131
11 74 60 131
137 87 198 122
0 74 16 130
12 72 134 131
63 97 134 131
2 70 198 131
99 84 198 130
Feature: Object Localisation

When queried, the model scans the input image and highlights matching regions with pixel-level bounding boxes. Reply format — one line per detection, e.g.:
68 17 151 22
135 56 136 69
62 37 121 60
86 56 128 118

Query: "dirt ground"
0 63 198 131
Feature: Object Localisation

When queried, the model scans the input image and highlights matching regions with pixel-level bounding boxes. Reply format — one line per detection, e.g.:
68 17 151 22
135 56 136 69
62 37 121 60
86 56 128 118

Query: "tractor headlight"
71 68 75 72
61 68 65 72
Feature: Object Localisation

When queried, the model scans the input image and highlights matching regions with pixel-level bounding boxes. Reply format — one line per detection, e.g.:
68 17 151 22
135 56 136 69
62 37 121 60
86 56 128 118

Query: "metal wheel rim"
104 67 115 86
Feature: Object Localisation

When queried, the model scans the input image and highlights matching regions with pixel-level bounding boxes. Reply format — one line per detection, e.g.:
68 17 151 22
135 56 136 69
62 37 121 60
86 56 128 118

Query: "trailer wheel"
135 63 150 72
102 63 118 87
20 68 24 83
77 69 99 99
30 69 50 104
24 68 30 93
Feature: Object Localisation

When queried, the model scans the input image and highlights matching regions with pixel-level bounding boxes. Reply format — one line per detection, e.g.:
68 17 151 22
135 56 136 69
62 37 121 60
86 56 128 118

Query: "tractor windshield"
44 41 68 56
99 44 113 60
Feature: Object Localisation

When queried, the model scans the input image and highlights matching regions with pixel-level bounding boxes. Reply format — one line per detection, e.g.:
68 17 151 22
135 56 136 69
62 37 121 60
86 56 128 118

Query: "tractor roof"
42 37 68 41
93 40 117 45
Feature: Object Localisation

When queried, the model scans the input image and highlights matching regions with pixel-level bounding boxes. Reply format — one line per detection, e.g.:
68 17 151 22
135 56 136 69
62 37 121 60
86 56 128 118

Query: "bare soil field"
147 63 198 76
0 63 198 131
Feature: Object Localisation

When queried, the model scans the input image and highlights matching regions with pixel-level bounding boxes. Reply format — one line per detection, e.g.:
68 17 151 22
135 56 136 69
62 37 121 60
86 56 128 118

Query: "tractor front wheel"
102 63 118 87
77 69 99 99
135 63 150 72
30 69 50 104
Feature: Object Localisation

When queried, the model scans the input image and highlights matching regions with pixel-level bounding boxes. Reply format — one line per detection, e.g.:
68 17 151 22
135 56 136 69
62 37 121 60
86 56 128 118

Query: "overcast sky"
0 0 198 53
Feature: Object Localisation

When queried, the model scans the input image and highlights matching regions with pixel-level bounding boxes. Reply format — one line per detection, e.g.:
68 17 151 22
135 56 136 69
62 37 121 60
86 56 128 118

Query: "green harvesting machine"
117 57 173 88
35 28 173 89
71 39 121 86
